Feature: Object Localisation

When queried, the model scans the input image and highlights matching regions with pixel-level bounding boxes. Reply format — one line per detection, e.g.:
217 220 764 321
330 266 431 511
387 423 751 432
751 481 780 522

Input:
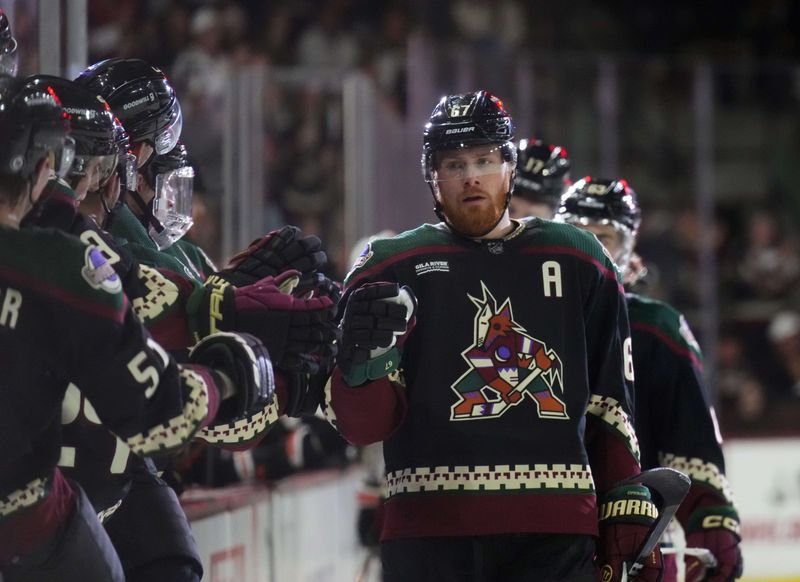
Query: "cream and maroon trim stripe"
659 452 736 504
125 366 209 455
131 264 180 324
586 394 640 462
0 477 47 518
386 463 594 498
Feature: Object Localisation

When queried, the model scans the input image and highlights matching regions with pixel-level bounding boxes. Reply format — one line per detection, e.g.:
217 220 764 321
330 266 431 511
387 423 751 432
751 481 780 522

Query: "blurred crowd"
637 207 800 436
78 0 800 437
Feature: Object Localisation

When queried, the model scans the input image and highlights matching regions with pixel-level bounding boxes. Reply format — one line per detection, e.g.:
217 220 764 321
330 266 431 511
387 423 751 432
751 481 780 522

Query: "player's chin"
450 210 501 237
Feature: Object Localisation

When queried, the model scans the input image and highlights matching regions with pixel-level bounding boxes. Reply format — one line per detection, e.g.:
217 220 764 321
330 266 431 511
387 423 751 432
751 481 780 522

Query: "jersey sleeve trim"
0 476 47 519
0 263 126 324
122 366 209 455
586 394 640 463
659 452 735 504
130 264 181 325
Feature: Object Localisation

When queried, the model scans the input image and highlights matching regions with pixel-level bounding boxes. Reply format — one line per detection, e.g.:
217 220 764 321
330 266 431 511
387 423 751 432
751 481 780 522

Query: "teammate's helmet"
421 90 516 184
74 58 182 161
556 177 641 273
0 10 19 76
34 76 120 187
513 138 571 210
0 74 74 182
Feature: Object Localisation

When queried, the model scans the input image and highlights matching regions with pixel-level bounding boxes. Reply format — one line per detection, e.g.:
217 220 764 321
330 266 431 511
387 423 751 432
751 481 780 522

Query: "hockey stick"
618 467 691 580
661 546 718 570
355 548 379 582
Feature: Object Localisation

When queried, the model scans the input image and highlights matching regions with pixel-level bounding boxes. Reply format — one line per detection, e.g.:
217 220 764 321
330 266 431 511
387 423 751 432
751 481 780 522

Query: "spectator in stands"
716 329 768 431
767 311 800 398
296 0 359 70
737 211 800 300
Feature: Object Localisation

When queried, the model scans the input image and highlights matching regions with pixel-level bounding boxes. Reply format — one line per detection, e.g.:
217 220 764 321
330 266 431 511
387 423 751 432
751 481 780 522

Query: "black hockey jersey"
328 219 641 540
0 226 215 520
627 293 736 521
24 179 199 512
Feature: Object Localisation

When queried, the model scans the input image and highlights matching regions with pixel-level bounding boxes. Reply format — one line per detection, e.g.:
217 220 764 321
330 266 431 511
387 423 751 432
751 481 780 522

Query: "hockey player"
73 58 337 368
556 177 743 582
326 90 661 581
20 75 336 582
0 74 276 582
508 137 571 220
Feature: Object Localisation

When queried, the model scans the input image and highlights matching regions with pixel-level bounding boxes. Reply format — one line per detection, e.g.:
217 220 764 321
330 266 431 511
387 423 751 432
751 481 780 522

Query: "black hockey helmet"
421 90 517 234
0 74 74 182
0 9 18 76
422 90 516 183
513 138 571 209
74 58 182 163
33 75 120 187
556 177 641 272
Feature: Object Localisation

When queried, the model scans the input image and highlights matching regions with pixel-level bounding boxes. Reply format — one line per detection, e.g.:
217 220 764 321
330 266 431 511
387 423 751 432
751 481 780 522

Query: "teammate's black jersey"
24 180 200 513
328 218 641 540
0 225 214 520
627 293 736 519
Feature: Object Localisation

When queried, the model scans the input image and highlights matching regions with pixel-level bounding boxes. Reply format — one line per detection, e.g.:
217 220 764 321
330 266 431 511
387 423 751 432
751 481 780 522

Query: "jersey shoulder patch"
0 227 125 317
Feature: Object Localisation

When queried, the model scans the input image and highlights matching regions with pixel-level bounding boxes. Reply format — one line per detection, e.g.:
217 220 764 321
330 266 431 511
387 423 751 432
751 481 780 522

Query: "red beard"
438 191 506 237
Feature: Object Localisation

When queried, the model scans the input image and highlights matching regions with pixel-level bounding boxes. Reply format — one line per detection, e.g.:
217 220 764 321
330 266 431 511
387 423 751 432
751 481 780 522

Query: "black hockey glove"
188 331 277 450
294 271 343 305
215 226 327 288
194 270 338 375
337 282 417 386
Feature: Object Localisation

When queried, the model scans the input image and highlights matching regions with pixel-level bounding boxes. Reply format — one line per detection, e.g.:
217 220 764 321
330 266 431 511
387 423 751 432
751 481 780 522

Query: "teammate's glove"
684 507 743 582
188 331 277 450
337 282 417 386
216 226 327 288
597 484 664 582
195 270 338 374
295 272 343 304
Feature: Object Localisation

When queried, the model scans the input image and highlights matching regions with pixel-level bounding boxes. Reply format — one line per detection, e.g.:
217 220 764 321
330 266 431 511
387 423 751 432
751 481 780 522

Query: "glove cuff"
686 505 741 539
599 484 658 527
189 276 235 341
343 347 401 387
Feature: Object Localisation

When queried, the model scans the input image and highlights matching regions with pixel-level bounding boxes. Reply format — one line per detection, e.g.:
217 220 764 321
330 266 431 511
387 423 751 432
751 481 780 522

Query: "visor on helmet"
428 145 510 183
556 214 636 276
148 165 194 249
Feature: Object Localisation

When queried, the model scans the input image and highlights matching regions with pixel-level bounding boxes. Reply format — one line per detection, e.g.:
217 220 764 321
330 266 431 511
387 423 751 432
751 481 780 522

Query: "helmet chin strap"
128 187 167 235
